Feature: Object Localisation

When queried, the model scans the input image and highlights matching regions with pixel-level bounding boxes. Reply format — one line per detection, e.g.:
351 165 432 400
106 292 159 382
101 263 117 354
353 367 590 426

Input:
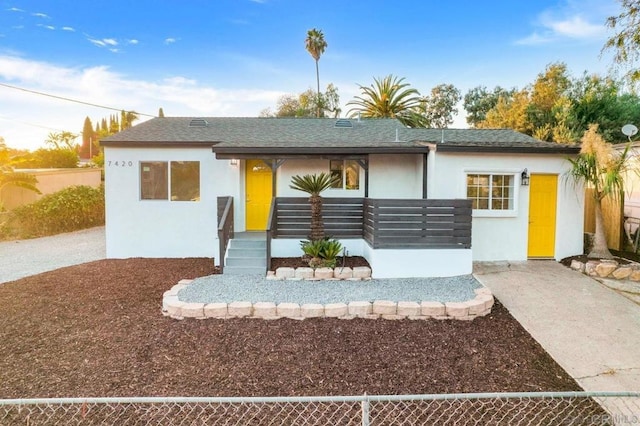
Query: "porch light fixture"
521 168 530 186
229 159 239 166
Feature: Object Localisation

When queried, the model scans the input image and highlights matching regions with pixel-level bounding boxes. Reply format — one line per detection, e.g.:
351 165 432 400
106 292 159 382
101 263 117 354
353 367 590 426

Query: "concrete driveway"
0 226 105 284
474 260 640 392
475 260 640 417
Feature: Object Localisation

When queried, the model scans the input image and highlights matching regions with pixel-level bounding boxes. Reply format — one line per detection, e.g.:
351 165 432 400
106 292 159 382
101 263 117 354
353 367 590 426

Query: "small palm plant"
290 172 339 241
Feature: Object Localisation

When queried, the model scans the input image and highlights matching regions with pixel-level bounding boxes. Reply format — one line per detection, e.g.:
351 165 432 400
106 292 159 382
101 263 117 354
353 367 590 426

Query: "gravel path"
0 226 106 284
179 274 482 304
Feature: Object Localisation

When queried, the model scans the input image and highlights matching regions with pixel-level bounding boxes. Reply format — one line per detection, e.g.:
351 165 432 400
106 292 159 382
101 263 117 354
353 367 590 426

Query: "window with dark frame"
329 160 360 190
140 161 200 201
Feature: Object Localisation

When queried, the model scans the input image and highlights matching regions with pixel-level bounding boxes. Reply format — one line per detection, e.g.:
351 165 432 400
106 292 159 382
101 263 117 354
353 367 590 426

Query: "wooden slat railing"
266 197 277 271
269 197 472 249
363 198 472 249
272 197 365 239
217 196 234 272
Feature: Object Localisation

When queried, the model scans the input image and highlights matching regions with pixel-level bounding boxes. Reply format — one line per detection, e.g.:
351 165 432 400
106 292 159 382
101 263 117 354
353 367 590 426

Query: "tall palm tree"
305 28 327 118
346 75 425 127
290 173 339 241
566 124 631 259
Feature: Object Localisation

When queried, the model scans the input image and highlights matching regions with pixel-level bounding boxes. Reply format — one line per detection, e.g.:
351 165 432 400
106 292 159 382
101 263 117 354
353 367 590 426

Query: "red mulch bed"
0 258 583 399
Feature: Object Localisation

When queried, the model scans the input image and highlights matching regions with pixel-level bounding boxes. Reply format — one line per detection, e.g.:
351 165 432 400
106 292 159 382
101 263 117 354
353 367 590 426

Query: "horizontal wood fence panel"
271 198 472 249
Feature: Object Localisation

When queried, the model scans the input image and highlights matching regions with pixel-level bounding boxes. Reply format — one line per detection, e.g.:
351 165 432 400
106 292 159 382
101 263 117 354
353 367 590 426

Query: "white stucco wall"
429 151 584 261
104 147 239 260
272 154 423 199
368 154 423 198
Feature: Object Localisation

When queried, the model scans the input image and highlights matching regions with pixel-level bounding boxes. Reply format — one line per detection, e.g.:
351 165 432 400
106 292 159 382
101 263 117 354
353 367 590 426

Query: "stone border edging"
268 266 372 281
162 279 495 321
570 259 640 281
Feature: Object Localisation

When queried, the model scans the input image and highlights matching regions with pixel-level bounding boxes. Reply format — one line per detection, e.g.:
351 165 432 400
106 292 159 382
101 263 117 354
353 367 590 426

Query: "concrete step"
223 265 266 275
228 239 266 250
227 248 266 258
225 256 267 267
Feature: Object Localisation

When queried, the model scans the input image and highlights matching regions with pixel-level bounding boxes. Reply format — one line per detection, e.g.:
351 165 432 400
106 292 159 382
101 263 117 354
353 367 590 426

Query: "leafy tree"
347 74 424 127
418 83 461 128
479 89 531 133
604 0 640 81
120 110 139 130
264 84 341 118
526 63 572 138
305 28 327 117
566 124 632 259
46 131 78 150
568 73 640 142
80 117 96 159
463 86 515 127
289 173 340 241
0 138 40 211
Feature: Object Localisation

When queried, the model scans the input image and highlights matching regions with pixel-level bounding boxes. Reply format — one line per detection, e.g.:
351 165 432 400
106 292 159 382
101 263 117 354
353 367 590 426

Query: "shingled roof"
100 117 580 155
408 128 580 154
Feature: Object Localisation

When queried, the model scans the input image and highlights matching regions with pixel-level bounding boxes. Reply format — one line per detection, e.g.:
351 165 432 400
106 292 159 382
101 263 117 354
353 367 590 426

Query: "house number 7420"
108 161 134 167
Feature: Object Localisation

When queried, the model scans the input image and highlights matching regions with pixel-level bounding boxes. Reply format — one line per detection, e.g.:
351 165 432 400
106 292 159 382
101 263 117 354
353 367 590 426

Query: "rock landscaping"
569 258 640 304
162 278 495 321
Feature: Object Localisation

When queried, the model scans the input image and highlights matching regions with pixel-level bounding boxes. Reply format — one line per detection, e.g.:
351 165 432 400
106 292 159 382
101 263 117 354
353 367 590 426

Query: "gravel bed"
178 274 482 304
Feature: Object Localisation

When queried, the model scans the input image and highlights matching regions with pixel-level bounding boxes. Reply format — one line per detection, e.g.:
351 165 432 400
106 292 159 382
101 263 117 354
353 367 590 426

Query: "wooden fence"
268 197 472 250
363 198 472 249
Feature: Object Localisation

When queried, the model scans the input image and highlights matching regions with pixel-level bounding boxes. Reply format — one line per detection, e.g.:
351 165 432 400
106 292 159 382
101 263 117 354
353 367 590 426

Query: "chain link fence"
1 391 639 425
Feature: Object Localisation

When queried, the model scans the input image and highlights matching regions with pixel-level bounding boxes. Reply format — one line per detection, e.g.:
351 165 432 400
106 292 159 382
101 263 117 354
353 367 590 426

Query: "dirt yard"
0 258 582 398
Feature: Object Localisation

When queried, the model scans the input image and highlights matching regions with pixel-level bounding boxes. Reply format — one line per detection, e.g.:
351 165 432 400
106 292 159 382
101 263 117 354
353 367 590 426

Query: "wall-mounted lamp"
229 159 239 166
521 168 530 186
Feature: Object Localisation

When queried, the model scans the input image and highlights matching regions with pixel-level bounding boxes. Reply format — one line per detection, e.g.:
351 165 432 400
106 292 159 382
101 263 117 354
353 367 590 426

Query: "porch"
219 197 473 278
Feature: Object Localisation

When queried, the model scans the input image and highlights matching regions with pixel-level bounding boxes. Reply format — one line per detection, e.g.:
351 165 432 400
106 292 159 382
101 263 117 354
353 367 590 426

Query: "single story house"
101 117 583 278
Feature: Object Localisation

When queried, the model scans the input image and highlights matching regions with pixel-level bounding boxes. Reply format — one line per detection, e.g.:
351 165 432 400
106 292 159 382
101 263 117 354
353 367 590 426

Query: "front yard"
0 258 581 398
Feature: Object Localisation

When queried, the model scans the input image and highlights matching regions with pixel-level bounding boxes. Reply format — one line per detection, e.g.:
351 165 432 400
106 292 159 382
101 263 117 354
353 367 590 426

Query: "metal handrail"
217 197 234 273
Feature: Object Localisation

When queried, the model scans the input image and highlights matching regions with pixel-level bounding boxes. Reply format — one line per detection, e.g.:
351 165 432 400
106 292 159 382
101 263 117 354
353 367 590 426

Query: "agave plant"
290 172 339 241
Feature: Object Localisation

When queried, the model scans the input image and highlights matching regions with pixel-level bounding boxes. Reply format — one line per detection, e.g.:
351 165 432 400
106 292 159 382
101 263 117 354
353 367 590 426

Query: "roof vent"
189 118 208 127
334 118 353 128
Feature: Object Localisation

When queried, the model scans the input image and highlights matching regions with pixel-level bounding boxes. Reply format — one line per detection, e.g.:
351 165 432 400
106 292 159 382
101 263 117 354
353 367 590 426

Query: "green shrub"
0 185 104 240
300 238 343 268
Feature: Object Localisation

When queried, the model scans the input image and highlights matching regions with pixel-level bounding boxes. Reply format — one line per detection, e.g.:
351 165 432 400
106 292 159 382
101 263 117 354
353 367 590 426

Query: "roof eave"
436 145 580 154
100 140 220 148
212 146 429 156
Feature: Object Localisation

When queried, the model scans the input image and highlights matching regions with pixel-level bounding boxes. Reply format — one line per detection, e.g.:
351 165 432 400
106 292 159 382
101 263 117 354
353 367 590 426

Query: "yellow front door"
527 174 557 258
245 159 273 230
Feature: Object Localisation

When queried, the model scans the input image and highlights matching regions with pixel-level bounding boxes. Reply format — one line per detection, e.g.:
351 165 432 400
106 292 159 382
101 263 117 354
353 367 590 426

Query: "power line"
0 82 157 117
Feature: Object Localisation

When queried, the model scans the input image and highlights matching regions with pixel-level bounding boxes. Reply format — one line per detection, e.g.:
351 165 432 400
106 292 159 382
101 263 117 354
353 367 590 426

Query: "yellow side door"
245 160 273 230
527 174 557 258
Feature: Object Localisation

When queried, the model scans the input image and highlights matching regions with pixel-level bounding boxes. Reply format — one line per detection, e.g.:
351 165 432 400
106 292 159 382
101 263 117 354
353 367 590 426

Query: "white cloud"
7 7 24 12
37 24 55 30
164 37 177 45
62 26 75 32
514 1 608 46
0 55 283 150
127 39 139 45
87 37 120 51
88 38 106 47
542 15 605 39
32 12 49 18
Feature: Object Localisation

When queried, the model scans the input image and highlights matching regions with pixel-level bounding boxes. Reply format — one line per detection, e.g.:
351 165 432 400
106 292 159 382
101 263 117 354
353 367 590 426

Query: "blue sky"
0 0 621 150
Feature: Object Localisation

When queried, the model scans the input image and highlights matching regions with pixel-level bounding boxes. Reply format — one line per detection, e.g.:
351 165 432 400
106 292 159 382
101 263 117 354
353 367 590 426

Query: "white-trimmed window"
329 160 360 190
466 173 514 211
140 161 200 201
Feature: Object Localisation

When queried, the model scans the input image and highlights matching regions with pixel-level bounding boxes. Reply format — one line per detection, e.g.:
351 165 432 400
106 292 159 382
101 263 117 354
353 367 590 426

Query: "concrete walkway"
474 260 640 392
0 226 106 284
474 261 640 418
